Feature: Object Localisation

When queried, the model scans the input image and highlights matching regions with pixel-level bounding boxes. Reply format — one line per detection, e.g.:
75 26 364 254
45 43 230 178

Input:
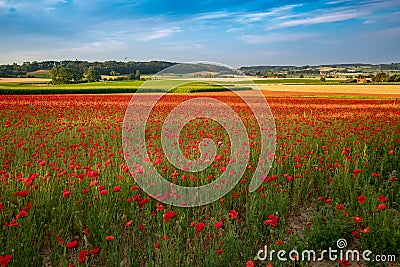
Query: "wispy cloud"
163 42 204 51
136 27 181 41
274 10 366 28
325 0 352 5
375 27 400 38
235 4 303 23
191 11 234 21
241 32 318 44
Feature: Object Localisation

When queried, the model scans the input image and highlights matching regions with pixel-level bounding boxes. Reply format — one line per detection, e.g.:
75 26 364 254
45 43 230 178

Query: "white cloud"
137 27 181 41
325 0 352 5
376 27 400 37
241 32 318 44
192 11 234 21
274 10 366 28
162 42 204 51
236 4 303 23
363 19 376 24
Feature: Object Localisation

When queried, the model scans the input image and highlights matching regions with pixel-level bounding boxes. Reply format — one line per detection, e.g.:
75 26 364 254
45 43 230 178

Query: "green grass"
0 81 251 94
169 82 251 93
29 73 52 79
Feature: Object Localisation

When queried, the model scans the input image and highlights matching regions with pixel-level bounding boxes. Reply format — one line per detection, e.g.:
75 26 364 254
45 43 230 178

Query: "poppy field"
0 94 399 266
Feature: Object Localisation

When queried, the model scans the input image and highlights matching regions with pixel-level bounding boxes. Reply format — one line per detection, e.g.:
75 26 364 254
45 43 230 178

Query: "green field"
0 80 252 94
0 78 399 95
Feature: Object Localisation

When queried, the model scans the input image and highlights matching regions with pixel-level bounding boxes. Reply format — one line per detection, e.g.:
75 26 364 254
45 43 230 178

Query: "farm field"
0 93 399 266
1 77 399 97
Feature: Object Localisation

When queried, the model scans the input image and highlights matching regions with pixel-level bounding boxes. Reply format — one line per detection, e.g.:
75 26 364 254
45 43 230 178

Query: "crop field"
0 93 399 267
0 80 252 94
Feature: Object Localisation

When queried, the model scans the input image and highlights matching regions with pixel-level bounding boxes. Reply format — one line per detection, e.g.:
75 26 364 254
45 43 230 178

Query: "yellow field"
0 77 51 83
259 84 400 96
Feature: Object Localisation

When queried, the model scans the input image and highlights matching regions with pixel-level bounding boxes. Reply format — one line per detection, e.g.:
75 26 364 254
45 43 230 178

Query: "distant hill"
239 63 400 77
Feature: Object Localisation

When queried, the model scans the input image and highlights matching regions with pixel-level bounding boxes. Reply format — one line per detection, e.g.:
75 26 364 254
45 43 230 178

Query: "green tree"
51 67 83 84
135 69 141 80
372 72 387 82
389 74 400 82
84 66 101 82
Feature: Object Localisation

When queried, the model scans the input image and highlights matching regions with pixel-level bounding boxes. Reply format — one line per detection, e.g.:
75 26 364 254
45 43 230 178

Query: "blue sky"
0 0 399 66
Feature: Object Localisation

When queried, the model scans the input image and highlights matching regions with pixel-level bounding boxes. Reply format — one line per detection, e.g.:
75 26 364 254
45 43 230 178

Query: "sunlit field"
0 94 399 266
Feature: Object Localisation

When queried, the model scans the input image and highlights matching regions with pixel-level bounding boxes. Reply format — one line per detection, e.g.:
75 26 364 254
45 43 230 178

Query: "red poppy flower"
195 222 205 232
5 218 19 227
78 250 87 263
0 254 12 267
22 203 31 212
377 204 387 211
378 195 388 202
357 195 366 203
106 235 114 241
276 240 283 245
113 186 121 192
125 220 133 227
228 210 238 219
100 189 108 195
66 240 78 248
215 248 223 254
0 202 5 211
338 259 351 266
139 223 145 232
245 260 255 267
163 210 177 223
353 216 363 223
17 190 29 197
336 204 345 210
215 154 223 161
63 188 71 198
214 221 223 229
16 210 28 219
90 248 100 254
264 214 279 227
154 243 160 249
360 227 371 233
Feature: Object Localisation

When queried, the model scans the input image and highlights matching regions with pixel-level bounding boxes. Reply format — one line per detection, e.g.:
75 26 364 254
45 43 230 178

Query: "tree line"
0 60 175 78
50 66 144 84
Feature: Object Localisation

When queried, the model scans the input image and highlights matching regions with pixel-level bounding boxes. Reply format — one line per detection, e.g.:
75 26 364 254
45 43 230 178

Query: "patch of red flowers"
0 254 12 267
163 210 177 223
264 214 279 227
228 209 238 219
66 240 78 248
195 222 205 232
